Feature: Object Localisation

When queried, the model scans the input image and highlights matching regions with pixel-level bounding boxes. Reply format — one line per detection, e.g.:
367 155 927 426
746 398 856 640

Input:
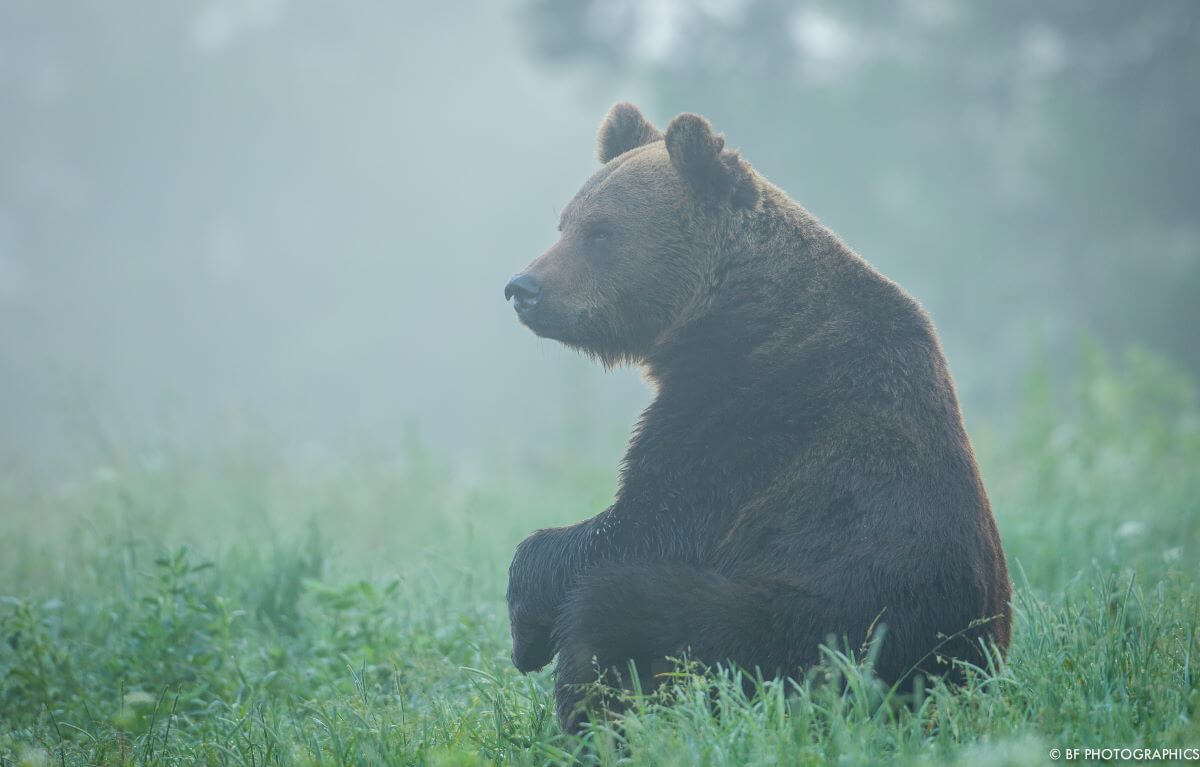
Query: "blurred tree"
519 0 1200 399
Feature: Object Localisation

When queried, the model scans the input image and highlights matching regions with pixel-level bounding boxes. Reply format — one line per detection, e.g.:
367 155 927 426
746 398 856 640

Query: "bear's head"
504 102 760 366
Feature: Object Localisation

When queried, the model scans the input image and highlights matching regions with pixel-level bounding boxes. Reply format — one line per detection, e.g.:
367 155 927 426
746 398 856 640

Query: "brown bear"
503 103 1011 733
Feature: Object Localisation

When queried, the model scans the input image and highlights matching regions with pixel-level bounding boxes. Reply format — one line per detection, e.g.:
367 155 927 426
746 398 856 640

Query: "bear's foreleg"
507 522 599 672
549 562 780 733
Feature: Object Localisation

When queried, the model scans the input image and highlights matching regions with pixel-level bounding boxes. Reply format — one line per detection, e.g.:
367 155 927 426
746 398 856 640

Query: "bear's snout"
504 273 543 313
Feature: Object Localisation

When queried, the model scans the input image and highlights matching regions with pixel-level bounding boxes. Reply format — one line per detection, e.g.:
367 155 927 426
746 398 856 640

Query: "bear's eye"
586 227 611 244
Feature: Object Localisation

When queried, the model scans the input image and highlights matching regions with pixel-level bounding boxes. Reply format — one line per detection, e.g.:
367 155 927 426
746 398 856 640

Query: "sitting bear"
503 103 1011 732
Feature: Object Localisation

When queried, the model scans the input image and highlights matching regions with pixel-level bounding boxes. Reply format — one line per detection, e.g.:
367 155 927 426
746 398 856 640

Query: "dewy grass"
1 346 1198 766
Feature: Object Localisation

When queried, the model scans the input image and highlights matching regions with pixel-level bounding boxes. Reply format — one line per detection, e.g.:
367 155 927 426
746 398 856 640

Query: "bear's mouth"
515 305 566 340
504 274 594 346
511 300 587 346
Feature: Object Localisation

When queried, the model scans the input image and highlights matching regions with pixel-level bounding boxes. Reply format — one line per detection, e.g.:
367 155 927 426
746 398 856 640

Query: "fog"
2 1 1196 465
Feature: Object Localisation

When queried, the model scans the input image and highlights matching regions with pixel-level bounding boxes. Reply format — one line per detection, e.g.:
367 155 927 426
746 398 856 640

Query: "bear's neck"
644 190 880 397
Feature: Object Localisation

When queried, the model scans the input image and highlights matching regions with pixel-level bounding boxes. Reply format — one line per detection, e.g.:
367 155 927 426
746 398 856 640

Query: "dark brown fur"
504 103 1011 732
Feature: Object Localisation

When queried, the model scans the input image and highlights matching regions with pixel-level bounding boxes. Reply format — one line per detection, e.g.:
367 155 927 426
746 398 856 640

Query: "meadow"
1 346 1198 766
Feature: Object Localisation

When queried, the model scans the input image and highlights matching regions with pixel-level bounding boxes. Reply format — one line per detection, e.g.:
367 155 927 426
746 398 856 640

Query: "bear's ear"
665 113 760 209
597 102 663 164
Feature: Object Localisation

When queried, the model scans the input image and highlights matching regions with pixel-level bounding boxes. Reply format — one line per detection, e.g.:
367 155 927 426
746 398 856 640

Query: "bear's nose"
504 273 543 310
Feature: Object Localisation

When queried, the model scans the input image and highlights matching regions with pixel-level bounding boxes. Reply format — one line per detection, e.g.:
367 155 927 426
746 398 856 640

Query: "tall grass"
1 345 1197 765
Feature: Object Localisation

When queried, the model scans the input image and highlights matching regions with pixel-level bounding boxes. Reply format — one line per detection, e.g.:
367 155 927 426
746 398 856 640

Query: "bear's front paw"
510 614 554 672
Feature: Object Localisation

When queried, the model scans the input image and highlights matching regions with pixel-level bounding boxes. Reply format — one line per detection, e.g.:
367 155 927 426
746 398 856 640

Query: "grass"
1 343 1198 765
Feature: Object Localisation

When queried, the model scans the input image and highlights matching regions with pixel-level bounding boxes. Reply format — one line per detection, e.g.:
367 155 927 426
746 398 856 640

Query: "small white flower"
1163 547 1183 563
123 690 156 709
17 747 50 767
1116 521 1145 539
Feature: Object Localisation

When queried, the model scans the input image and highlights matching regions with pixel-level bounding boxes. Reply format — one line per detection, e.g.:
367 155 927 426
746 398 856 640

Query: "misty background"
2 0 1197 468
